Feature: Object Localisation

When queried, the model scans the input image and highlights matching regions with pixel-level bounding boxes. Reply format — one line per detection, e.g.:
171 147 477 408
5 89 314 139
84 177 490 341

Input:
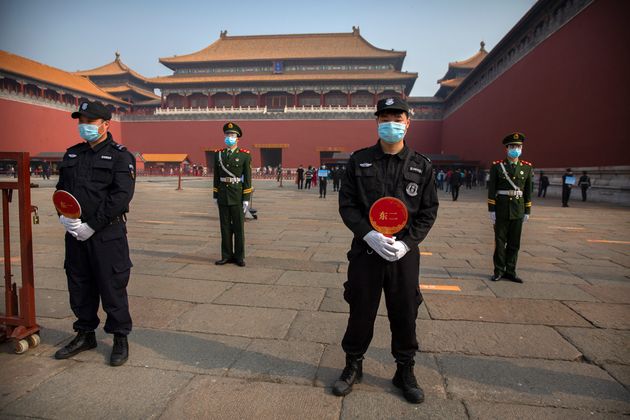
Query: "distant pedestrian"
578 171 591 202
318 165 329 198
562 168 574 207
436 169 445 190
296 165 305 189
332 167 341 192
538 171 549 198
305 166 313 189
450 169 462 201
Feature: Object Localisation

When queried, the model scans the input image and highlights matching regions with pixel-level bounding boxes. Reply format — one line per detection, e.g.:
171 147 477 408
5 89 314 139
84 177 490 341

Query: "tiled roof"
438 77 464 88
449 42 489 69
103 83 159 100
76 52 150 82
149 70 417 85
141 153 189 162
0 50 127 104
159 29 405 65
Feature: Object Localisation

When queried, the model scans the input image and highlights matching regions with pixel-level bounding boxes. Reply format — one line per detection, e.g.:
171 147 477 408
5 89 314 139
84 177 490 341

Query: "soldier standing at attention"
334 97 439 404
55 100 136 366
579 171 591 202
488 132 533 283
213 122 252 267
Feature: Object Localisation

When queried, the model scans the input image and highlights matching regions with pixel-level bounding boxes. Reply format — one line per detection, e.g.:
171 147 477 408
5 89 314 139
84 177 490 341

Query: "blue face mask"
224 136 237 147
378 122 406 143
78 123 103 142
507 148 522 159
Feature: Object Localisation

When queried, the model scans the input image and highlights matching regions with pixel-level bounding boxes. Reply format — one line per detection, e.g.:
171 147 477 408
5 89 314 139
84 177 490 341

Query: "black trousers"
342 242 422 363
538 185 548 197
319 179 327 197
305 179 312 189
219 204 245 260
581 186 588 201
297 178 304 189
562 185 572 206
64 223 132 335
333 179 340 191
493 217 523 277
451 185 460 201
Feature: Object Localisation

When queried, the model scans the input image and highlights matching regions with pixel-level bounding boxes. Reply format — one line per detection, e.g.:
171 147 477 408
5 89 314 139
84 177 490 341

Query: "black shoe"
490 273 502 282
392 361 425 404
235 260 246 267
332 354 363 396
215 258 232 265
503 273 523 283
54 331 97 359
110 334 129 366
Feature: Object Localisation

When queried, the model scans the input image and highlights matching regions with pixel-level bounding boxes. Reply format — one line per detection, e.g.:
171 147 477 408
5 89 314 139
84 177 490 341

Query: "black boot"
392 361 425 404
110 334 129 367
54 331 97 359
332 354 363 396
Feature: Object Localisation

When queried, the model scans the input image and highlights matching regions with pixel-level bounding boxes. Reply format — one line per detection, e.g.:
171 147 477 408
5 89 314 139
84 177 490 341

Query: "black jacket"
339 141 439 250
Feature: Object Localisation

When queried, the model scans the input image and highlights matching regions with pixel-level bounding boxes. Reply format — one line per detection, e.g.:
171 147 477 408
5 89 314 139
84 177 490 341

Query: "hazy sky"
0 0 536 97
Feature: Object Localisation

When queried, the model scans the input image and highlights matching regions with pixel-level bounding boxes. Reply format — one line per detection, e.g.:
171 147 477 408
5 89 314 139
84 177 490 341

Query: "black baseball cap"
71 100 112 120
375 97 410 116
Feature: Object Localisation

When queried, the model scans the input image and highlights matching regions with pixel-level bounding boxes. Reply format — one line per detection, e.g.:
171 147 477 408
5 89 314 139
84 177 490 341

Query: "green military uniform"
487 133 533 280
213 122 252 263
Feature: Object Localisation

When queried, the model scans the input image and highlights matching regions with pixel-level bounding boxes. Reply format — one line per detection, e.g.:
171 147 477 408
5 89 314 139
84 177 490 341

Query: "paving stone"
556 327 630 365
0 353 74 409
602 364 630 390
161 375 341 419
438 354 630 412
564 302 630 329
170 303 296 339
128 296 196 329
318 289 431 320
485 281 599 302
32 288 73 319
340 391 466 420
418 320 582 360
2 364 193 419
466 401 624 419
315 344 446 398
171 263 283 284
214 284 326 310
128 273 232 303
277 270 346 289
576 284 630 304
227 338 324 385
424 295 591 327
33 266 67 290
420 277 496 297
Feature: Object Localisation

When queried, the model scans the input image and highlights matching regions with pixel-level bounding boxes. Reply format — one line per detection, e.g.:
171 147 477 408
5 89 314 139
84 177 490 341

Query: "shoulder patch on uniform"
521 160 532 166
359 162 373 168
112 142 127 151
239 148 250 154
416 153 431 163
493 160 502 165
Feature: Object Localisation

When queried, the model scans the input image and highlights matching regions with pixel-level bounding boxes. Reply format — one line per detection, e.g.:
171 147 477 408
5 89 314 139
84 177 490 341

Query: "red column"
185 95 190 108
232 93 237 108
19 82 24 95
207 93 212 108
75 97 79 106
320 92 324 107
161 93 165 108
373 92 378 105
257 93 262 107
293 92 298 107
347 92 352 107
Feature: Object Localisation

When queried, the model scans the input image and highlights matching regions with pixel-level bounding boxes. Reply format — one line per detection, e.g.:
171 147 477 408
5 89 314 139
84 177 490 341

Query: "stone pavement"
1 176 629 419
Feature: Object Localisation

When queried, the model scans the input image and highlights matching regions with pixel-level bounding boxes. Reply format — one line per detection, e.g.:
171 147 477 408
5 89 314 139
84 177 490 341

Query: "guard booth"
254 144 287 168
140 154 190 176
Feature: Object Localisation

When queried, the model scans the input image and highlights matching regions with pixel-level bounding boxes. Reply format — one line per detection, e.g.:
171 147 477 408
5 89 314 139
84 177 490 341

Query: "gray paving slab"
33 288 73 319
557 327 630 365
276 270 346 289
247 256 340 273
602 364 630 390
160 375 341 420
485 281 599 301
227 338 324 385
315 344 447 397
340 392 467 420
128 296 196 329
214 283 326 310
424 295 591 327
418 320 582 360
2 364 193 420
33 266 67 290
465 401 624 419
438 354 630 412
170 303 297 339
0 353 74 409
171 263 283 284
564 302 630 330
128 273 232 303
576 284 630 304
419 277 496 297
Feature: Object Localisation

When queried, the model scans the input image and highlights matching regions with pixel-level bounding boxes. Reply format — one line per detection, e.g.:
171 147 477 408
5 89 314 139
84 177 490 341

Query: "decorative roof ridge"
448 41 488 68
75 52 151 82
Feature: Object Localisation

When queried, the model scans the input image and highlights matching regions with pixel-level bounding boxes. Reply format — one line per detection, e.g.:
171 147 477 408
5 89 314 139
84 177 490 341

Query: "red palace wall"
0 98 122 154
441 0 630 168
121 119 442 168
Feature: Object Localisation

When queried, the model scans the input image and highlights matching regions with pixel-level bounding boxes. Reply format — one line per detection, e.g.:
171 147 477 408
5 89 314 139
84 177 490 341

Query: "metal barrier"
0 152 40 353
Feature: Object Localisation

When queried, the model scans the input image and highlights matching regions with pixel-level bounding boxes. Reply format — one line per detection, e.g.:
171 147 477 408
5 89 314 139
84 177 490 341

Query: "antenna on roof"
115 51 120 61
480 41 486 51
220 30 228 39
352 26 360 35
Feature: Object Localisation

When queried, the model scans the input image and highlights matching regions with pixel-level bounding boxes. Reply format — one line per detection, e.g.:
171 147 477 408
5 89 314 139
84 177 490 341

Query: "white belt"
220 177 241 183
497 190 523 198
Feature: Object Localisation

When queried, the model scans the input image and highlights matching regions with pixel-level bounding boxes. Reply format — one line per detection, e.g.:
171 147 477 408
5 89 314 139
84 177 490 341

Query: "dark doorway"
261 148 282 168
205 151 216 173
267 94 287 111
319 151 335 166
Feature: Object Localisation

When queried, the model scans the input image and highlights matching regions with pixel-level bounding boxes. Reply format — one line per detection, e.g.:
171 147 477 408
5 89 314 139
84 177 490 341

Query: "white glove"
363 230 397 262
70 223 95 241
392 240 410 261
59 215 82 231
489 212 496 224
242 201 249 214
213 198 218 205
523 214 530 223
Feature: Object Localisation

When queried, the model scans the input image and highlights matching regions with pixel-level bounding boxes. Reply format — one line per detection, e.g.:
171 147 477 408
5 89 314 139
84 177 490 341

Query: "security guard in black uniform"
213 122 252 267
55 100 135 366
487 132 533 283
334 98 439 404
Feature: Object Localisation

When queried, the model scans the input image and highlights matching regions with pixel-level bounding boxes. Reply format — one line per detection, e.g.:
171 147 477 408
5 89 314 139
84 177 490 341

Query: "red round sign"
369 197 408 236
52 190 82 218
